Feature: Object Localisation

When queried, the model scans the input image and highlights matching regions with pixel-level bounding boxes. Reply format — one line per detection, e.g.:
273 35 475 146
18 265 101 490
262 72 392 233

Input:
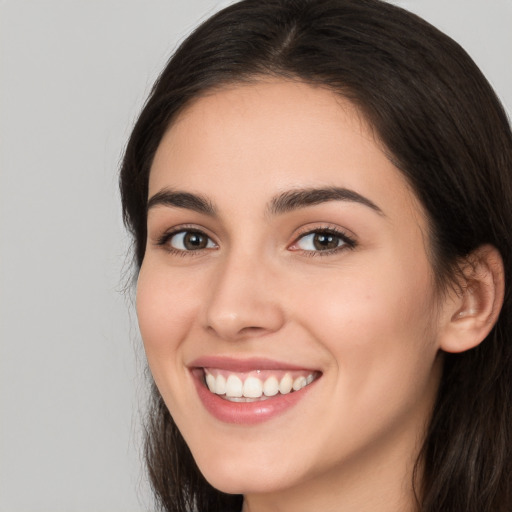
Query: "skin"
136 80 451 512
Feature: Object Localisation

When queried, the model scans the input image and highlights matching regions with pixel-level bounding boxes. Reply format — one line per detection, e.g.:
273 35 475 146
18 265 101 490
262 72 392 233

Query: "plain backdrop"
0 1 510 511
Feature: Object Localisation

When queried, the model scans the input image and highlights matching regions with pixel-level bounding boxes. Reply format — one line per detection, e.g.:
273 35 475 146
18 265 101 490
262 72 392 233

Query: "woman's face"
137 81 444 500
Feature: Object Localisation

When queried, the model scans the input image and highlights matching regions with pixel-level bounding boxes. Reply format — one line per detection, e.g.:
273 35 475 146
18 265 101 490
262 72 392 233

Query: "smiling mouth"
202 368 320 402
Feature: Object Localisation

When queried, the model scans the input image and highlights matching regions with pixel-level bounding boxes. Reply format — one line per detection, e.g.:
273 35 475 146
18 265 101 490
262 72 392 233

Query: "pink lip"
189 357 320 425
189 356 316 372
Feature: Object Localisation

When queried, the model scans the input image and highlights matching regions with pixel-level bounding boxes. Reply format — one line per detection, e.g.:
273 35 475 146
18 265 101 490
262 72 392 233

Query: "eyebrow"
147 189 217 216
268 187 384 216
146 186 383 217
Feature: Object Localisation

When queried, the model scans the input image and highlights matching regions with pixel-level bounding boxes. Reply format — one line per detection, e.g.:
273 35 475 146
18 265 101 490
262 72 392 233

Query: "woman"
120 0 512 511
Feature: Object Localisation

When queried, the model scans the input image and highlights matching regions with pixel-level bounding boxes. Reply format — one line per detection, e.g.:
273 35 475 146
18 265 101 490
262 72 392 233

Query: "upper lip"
189 356 318 373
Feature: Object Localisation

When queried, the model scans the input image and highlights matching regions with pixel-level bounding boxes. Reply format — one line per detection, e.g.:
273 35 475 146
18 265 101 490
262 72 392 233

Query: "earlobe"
439 245 505 354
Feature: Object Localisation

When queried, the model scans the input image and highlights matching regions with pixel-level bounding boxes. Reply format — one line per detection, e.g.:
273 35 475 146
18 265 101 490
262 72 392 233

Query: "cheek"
135 262 200 370
135 261 211 426
291 252 438 398
288 258 441 460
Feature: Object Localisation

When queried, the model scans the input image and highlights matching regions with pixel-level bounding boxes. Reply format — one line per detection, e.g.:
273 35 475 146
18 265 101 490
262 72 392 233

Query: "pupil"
313 233 338 250
184 232 206 250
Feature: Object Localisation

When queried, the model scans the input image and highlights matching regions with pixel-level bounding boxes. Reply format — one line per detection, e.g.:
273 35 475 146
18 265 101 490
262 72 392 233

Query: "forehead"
149 80 423 224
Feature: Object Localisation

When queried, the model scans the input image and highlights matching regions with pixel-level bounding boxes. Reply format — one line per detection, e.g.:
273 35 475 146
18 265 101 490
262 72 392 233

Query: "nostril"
206 324 268 339
240 326 267 335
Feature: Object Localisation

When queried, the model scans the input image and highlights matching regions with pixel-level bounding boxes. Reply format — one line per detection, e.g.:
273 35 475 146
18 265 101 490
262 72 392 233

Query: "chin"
190 442 305 495
201 466 293 496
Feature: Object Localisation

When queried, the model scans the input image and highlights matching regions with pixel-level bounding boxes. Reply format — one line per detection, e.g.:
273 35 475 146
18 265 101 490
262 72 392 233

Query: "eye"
162 230 217 252
290 229 356 253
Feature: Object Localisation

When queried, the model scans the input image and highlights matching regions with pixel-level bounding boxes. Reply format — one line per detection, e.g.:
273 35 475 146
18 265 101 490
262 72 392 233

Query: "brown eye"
168 230 216 251
183 232 208 250
292 229 355 253
312 233 340 250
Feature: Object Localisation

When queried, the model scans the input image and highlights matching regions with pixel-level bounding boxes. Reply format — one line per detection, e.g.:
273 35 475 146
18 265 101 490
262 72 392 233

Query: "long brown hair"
120 1 512 510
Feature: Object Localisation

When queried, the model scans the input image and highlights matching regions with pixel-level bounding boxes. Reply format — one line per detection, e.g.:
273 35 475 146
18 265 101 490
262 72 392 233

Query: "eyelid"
154 224 218 253
288 225 357 254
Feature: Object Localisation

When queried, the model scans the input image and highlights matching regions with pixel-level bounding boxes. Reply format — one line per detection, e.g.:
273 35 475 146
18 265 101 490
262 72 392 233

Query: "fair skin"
136 80 503 512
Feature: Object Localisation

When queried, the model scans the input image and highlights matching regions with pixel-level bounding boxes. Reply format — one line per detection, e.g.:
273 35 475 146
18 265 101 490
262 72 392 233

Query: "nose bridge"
203 245 285 340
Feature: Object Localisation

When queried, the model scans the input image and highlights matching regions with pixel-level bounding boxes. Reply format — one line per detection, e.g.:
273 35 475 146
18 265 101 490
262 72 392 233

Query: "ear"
438 244 505 354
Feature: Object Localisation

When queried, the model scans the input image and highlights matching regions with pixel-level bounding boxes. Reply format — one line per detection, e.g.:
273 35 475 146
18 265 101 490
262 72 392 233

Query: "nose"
202 252 285 340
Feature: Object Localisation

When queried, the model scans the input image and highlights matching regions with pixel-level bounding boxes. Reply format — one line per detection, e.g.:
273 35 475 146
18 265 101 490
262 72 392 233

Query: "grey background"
1 1 510 511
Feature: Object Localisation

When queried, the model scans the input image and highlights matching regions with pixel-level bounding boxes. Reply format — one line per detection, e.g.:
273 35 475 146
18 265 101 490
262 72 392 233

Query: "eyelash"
156 226 217 257
155 225 357 257
290 226 357 257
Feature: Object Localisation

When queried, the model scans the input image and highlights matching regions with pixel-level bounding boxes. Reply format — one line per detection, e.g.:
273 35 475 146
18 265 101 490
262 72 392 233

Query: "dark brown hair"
120 1 512 510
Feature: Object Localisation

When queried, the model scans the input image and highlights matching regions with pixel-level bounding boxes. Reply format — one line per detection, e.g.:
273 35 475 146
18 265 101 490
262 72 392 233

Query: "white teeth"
204 370 317 399
279 373 293 394
215 374 226 395
225 375 243 397
243 377 263 398
205 373 216 392
263 376 279 397
293 376 307 391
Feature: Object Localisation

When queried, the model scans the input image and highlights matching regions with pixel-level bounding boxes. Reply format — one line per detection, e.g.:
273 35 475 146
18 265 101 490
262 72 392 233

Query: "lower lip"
191 370 317 425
